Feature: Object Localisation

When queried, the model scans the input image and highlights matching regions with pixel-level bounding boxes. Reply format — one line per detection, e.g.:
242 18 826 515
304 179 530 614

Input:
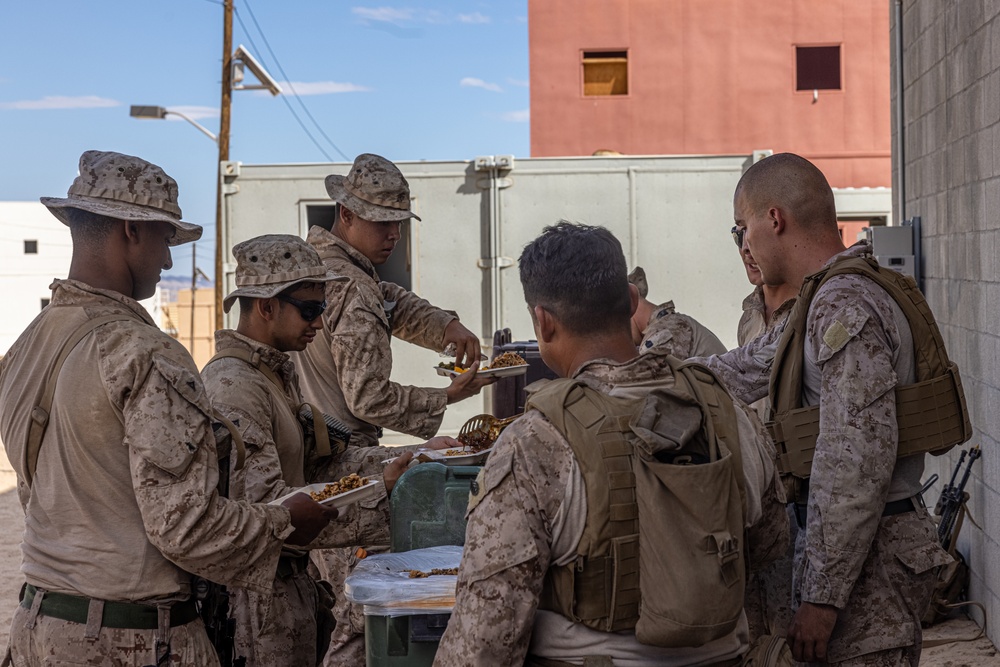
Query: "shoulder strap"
26 314 133 487
207 347 285 393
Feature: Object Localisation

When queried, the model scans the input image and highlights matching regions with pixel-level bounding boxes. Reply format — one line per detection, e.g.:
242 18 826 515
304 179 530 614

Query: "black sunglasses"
730 226 746 249
279 295 327 321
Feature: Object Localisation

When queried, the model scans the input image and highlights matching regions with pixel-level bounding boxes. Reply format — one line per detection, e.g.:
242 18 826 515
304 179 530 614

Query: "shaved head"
735 153 838 233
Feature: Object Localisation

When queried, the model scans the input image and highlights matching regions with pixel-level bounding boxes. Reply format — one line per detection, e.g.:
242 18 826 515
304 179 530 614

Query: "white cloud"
507 78 530 88
461 77 503 93
166 105 219 120
277 81 373 95
457 12 490 24
500 109 530 122
353 6 490 26
352 6 414 24
0 95 119 110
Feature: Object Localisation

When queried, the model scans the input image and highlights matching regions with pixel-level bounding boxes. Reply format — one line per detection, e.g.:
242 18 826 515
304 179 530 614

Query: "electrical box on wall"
867 225 915 280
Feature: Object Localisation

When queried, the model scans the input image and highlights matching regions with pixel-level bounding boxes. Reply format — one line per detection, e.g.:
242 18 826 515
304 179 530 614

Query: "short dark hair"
519 221 631 336
63 207 118 246
735 153 837 231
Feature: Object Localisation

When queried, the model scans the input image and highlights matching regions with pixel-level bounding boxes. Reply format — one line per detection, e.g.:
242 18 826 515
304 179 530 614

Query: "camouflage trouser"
792 508 947 664
7 602 220 666
747 506 799 641
312 546 386 667
233 568 323 667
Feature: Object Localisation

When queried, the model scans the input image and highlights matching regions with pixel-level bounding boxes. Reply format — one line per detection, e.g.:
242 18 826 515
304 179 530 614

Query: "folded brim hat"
40 195 203 247
325 174 421 223
223 267 346 313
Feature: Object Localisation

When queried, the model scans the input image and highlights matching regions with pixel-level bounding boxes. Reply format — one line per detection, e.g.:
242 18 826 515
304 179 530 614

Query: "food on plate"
309 473 369 502
436 361 467 373
405 568 460 578
487 351 526 369
436 351 525 374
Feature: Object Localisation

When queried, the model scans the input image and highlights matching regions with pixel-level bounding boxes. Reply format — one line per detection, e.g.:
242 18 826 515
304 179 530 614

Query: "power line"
238 0 351 161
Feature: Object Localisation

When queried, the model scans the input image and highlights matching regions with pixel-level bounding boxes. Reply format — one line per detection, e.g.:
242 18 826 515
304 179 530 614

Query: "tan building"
162 287 216 369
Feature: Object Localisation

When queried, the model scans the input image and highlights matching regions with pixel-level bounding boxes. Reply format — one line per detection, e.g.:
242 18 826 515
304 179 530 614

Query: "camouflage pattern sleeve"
435 413 573 666
381 281 457 351
693 320 784 404
800 279 899 608
735 402 789 570
123 351 292 594
330 290 448 439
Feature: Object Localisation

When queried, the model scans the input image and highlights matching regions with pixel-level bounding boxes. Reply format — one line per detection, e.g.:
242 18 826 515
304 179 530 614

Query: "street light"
129 105 218 144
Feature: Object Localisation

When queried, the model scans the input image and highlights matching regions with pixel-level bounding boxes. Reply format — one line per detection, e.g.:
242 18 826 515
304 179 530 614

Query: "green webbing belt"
20 584 199 629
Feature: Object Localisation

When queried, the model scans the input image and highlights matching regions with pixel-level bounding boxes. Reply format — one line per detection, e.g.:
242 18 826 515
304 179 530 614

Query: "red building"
528 0 891 188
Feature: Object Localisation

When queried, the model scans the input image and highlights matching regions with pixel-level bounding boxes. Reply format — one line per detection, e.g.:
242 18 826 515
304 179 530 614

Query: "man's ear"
339 207 354 227
770 207 787 235
533 304 557 344
628 283 640 317
255 297 279 322
123 220 141 244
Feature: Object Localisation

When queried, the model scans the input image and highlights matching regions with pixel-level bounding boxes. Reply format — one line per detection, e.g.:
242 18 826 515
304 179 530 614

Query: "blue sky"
0 1 529 280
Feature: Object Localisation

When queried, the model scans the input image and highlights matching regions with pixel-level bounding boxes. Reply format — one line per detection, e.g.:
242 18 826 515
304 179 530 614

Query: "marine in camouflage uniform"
436 223 788 667
0 152 334 667
709 154 952 665
292 154 490 666
627 266 727 358
203 235 457 666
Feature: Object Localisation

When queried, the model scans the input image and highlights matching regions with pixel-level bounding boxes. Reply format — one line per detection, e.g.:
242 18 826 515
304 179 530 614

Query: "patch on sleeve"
822 320 851 353
816 303 871 364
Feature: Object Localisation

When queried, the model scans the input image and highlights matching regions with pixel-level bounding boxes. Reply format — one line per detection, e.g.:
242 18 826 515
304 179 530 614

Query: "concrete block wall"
891 0 1000 640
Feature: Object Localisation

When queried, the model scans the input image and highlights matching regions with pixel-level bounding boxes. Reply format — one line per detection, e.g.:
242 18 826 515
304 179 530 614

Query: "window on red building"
796 45 841 90
583 51 628 96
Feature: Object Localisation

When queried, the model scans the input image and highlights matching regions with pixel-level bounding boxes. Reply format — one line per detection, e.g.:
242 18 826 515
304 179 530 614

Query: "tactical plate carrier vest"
767 254 972 481
527 359 748 648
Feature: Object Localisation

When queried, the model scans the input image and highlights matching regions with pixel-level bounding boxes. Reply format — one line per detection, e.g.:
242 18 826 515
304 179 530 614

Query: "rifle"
936 445 981 550
194 417 247 667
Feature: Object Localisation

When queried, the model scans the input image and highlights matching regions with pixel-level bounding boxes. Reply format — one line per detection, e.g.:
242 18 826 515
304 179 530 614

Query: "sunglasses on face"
278 295 327 321
730 226 746 249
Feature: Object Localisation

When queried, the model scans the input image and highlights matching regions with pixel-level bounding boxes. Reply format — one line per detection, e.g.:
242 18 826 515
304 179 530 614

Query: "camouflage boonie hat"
223 234 346 313
628 266 649 298
325 153 421 222
40 150 202 246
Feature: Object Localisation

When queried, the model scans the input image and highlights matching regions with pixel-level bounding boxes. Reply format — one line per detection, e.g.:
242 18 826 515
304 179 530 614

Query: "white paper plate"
418 447 493 466
433 364 528 379
269 480 381 509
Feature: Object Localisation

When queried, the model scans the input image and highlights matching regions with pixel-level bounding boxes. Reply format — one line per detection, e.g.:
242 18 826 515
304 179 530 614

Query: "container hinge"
477 257 515 269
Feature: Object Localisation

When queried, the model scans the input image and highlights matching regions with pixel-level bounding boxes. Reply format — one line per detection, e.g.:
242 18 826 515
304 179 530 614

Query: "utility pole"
215 0 234 331
191 243 198 358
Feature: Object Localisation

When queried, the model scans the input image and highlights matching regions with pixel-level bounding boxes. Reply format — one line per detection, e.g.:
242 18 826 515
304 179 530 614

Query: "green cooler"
363 463 478 666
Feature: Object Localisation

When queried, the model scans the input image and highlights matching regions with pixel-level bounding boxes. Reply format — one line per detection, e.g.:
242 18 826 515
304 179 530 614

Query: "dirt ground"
0 447 997 664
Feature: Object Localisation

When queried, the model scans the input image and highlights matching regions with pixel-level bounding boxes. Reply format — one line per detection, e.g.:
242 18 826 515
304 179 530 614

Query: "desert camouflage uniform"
737 286 798 642
295 226 457 448
292 226 458 665
203 330 400 666
0 280 292 667
710 244 952 665
435 350 787 666
638 301 727 358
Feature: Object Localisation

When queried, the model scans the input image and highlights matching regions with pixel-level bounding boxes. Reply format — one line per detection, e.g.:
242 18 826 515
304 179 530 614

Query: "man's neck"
633 299 655 332
762 282 799 320
235 322 280 351
561 332 638 378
